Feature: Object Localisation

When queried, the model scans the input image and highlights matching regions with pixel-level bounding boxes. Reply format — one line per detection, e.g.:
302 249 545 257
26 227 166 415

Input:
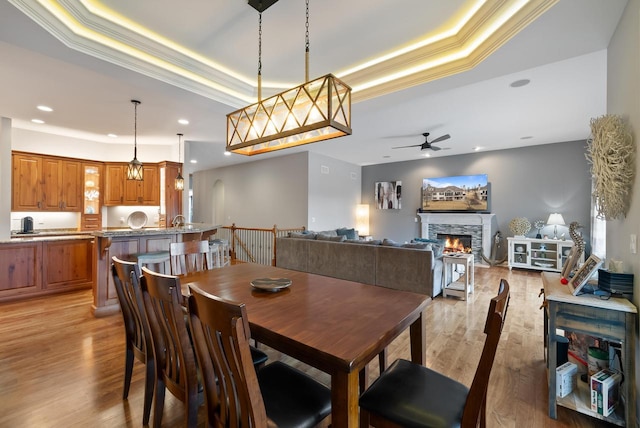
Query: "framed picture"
375 181 401 209
561 246 581 279
568 254 602 296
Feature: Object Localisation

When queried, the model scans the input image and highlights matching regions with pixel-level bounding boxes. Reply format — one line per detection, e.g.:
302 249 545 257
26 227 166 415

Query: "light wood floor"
0 266 613 427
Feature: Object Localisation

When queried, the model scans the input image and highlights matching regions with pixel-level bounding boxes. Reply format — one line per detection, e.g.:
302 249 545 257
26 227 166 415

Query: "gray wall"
362 140 592 246
191 152 309 228
307 152 362 231
191 151 362 231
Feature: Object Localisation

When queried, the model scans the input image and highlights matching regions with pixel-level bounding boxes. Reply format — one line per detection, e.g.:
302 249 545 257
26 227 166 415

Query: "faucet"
171 215 186 228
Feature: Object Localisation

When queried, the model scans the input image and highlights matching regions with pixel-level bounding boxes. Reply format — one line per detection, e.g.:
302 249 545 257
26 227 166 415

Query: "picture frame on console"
569 254 603 296
375 181 401 210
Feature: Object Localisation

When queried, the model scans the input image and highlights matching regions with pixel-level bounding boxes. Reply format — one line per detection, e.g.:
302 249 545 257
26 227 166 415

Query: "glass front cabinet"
508 237 583 272
81 163 102 230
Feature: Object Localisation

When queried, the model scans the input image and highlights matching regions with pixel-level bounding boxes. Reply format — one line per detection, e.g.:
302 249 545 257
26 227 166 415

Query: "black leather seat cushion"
359 359 469 428
258 361 332 428
250 346 268 366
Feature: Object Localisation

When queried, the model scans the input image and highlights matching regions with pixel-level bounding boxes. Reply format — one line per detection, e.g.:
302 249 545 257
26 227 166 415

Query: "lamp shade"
356 204 370 236
546 213 565 226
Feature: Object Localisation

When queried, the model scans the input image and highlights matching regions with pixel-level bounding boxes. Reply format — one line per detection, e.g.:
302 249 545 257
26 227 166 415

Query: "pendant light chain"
133 100 138 158
305 0 309 82
257 7 263 101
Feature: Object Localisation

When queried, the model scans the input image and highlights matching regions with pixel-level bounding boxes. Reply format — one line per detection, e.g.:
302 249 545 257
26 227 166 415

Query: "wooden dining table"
180 263 431 427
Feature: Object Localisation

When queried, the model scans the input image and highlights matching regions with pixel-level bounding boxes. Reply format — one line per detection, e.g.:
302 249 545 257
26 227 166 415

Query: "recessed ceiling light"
520 136 533 140
190 159 197 164
510 79 530 88
37 105 53 112
423 153 431 158
107 133 118 138
224 151 231 156
178 119 189 125
474 146 482 151
31 119 45 124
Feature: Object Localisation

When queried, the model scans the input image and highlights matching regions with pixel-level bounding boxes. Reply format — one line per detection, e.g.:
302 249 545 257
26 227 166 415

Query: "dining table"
180 262 431 428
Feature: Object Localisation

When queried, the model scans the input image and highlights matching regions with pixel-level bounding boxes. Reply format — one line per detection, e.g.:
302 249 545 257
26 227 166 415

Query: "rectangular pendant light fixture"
226 73 351 155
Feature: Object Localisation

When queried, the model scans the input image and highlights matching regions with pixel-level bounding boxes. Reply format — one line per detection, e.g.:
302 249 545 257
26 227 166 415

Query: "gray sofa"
275 236 443 297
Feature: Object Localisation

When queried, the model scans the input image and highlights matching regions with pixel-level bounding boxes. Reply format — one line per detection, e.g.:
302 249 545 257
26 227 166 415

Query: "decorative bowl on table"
250 278 292 292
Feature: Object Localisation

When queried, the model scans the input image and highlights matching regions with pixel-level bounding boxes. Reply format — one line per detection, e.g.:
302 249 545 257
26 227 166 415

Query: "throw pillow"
337 227 358 240
315 229 338 237
316 234 345 242
413 238 445 257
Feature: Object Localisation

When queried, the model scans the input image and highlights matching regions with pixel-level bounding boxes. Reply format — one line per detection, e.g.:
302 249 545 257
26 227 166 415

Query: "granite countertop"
2 234 94 244
91 224 220 238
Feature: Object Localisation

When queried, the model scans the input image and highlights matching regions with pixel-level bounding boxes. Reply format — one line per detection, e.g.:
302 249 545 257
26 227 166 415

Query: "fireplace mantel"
418 213 497 265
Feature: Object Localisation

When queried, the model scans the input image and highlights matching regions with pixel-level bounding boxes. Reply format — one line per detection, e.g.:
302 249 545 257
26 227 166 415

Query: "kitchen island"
0 234 94 303
91 224 219 317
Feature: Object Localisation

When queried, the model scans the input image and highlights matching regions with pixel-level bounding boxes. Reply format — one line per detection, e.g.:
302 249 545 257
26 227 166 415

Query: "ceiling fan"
392 132 451 151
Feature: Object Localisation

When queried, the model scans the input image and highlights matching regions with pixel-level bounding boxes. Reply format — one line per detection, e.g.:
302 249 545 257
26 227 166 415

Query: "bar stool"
209 238 230 267
130 250 171 274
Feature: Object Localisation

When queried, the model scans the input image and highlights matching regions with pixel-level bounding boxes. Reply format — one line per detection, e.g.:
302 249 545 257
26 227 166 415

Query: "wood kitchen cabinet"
81 162 103 230
12 152 82 211
0 238 93 302
159 161 183 227
105 163 159 206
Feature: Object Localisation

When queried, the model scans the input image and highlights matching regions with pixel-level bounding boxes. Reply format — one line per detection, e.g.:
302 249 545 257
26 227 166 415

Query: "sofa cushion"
413 238 445 258
337 227 358 240
314 229 338 237
289 231 317 239
382 238 401 247
345 239 382 245
316 234 345 242
402 242 428 249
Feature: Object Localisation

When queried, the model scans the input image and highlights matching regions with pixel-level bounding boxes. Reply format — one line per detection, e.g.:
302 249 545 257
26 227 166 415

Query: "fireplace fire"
437 233 473 254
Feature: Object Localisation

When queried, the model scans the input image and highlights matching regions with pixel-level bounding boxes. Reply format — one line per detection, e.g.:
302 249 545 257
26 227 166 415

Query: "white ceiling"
0 0 628 171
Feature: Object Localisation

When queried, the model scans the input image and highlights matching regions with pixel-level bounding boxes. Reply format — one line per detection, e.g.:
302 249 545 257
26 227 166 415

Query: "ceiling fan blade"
430 134 450 144
392 144 422 149
429 145 442 151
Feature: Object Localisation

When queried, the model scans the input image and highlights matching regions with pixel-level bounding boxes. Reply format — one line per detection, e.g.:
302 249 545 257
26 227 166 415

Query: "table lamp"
547 213 565 240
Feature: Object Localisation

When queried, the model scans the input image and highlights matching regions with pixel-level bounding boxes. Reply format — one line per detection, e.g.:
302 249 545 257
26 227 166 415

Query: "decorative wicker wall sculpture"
586 114 635 220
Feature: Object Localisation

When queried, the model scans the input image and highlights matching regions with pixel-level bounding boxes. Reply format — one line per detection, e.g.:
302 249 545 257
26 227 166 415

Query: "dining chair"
170 240 213 275
359 279 511 428
187 283 332 428
140 266 202 428
111 257 155 426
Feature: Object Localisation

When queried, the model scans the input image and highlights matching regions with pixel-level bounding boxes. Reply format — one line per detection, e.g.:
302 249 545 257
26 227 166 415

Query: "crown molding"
9 0 558 107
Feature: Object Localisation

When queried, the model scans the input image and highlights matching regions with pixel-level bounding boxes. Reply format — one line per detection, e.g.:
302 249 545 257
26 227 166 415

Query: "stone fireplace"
418 213 497 266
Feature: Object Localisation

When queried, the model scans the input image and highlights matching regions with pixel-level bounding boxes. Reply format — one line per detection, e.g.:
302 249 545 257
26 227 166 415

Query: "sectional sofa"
275 235 444 297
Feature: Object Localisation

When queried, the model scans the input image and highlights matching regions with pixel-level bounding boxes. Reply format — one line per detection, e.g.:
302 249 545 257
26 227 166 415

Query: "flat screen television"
420 174 489 213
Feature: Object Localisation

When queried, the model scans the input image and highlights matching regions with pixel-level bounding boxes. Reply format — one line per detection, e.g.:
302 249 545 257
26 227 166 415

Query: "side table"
442 253 474 300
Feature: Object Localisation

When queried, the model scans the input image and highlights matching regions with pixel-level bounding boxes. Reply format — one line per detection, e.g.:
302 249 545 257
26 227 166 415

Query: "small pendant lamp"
126 99 143 181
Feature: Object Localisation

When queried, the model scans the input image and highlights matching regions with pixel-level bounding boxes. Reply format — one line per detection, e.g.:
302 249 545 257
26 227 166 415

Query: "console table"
542 272 636 426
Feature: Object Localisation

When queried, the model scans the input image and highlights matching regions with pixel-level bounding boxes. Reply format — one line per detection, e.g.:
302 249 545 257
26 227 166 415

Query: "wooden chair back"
140 267 200 427
111 256 154 425
462 278 511 427
170 240 213 275
187 284 268 427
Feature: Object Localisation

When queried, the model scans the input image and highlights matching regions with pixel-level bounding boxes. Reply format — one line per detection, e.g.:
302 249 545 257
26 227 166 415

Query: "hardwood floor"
0 266 613 427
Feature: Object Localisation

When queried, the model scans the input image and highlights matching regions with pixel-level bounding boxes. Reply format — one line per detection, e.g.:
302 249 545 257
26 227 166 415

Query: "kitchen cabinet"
12 152 82 211
81 162 103 230
106 163 159 206
508 237 583 272
12 152 41 210
159 161 183 227
0 237 93 302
